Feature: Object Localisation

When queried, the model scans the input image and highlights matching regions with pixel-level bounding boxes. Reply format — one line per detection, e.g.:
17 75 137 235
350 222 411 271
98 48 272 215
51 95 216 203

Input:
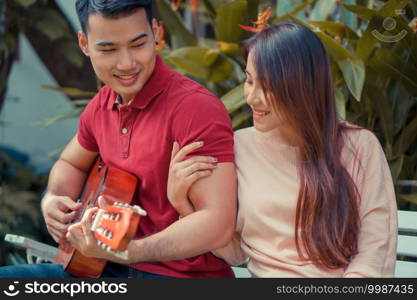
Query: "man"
0 0 236 278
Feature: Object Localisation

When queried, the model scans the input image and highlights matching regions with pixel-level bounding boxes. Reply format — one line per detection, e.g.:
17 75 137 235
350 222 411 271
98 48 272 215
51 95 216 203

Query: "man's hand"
66 197 130 264
41 193 81 243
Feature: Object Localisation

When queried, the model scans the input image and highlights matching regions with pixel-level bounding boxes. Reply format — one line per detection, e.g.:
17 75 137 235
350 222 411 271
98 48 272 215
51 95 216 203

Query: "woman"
167 22 397 277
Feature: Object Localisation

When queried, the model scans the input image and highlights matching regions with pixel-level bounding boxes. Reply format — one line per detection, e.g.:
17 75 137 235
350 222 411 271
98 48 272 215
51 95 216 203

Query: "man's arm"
41 135 97 242
125 162 237 263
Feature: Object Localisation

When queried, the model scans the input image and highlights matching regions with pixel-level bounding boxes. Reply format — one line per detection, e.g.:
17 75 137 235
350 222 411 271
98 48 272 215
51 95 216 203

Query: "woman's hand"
167 141 218 218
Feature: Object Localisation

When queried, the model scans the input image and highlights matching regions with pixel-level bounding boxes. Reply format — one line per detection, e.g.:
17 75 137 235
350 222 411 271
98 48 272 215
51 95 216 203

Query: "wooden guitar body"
54 158 139 278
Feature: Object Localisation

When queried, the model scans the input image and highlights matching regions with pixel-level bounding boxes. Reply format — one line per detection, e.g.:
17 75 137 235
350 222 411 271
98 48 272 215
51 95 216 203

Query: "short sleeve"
343 130 398 277
171 92 234 163
77 94 100 152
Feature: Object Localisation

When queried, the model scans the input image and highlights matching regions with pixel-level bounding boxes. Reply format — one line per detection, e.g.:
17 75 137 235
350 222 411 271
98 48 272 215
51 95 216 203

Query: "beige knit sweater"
214 126 397 277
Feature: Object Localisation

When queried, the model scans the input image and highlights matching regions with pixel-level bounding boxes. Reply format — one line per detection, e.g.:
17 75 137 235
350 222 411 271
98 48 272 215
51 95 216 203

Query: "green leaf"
247 0 260 23
208 0 227 10
169 47 218 67
342 4 376 21
33 107 84 127
379 0 410 18
167 57 209 79
221 84 246 114
155 0 197 48
368 49 417 95
337 58 365 102
167 47 233 82
398 193 417 205
356 0 412 60
355 15 381 60
393 114 417 157
215 0 249 43
389 155 404 181
208 55 234 83
232 109 252 129
315 31 353 61
309 21 359 40
41 85 96 98
57 40 84 68
390 82 414 135
201 0 217 16
35 9 69 41
15 0 37 8
334 86 346 120
217 41 240 56
365 88 394 147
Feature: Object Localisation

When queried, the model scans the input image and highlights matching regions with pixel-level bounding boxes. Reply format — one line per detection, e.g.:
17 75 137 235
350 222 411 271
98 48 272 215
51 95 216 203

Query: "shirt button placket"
119 108 131 158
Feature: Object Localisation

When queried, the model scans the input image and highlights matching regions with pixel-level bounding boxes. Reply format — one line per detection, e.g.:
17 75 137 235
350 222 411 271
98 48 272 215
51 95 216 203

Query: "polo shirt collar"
107 55 172 110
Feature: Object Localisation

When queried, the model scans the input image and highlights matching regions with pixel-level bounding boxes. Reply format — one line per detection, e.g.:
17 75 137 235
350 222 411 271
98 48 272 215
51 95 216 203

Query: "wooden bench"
233 210 417 278
4 210 417 277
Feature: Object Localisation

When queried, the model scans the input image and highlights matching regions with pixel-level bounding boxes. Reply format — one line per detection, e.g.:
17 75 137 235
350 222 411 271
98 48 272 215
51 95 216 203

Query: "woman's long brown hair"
243 22 361 269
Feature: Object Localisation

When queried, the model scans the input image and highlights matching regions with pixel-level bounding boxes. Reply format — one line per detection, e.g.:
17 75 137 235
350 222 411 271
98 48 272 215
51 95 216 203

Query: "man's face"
78 9 158 102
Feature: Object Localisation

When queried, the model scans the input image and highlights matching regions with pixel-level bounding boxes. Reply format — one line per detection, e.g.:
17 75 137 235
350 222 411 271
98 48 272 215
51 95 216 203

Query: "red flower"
239 7 272 33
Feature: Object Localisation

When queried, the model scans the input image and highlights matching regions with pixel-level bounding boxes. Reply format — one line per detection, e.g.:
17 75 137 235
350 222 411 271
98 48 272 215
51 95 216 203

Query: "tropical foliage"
0 0 416 265
153 0 417 210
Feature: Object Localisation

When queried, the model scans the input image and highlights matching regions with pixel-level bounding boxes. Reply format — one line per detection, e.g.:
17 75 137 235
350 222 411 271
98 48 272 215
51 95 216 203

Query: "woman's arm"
343 131 398 277
167 141 248 265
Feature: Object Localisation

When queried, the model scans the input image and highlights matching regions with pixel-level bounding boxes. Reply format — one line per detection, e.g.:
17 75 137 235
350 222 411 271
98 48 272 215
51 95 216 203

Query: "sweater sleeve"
343 131 398 277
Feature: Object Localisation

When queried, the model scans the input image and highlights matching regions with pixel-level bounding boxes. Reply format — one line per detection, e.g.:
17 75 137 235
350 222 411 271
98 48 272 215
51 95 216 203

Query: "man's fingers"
48 227 64 243
46 217 69 233
49 209 77 224
57 197 81 212
172 141 204 163
98 196 111 209
81 207 99 244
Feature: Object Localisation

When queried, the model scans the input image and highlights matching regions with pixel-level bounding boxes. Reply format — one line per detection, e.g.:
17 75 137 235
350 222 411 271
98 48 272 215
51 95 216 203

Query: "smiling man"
0 0 236 278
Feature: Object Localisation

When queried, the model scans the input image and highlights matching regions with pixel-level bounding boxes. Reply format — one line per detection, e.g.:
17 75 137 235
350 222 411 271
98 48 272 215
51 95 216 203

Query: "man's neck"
117 95 133 106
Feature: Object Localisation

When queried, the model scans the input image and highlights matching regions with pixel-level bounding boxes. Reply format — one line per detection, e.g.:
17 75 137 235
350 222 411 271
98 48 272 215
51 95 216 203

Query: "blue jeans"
0 262 171 278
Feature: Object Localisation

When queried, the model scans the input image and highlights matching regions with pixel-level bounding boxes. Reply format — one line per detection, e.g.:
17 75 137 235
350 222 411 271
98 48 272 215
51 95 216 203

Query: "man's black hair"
75 0 153 33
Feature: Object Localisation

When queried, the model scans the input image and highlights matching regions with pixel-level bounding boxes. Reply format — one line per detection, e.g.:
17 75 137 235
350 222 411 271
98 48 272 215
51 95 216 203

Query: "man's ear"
78 31 89 56
151 18 159 43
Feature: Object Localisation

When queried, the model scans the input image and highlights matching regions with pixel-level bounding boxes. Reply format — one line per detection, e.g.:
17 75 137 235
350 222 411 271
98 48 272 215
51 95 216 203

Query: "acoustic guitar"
54 158 146 278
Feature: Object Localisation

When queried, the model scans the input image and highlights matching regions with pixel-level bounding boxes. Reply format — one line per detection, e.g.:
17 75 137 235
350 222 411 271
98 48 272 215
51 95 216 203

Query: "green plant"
15 0 417 210
153 0 417 209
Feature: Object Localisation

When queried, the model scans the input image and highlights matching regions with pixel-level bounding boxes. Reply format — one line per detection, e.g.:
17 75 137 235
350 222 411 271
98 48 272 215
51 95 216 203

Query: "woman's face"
244 52 283 133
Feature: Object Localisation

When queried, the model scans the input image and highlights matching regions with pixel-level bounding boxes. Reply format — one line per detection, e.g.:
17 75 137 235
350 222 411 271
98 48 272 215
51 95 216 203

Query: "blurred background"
0 0 416 266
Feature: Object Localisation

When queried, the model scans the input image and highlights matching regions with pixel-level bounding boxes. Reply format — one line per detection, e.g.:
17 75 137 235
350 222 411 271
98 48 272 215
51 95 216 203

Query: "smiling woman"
166 22 398 278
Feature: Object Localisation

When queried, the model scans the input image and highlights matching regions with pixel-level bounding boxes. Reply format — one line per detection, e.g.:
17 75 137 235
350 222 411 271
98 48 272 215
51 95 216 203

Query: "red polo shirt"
77 55 235 278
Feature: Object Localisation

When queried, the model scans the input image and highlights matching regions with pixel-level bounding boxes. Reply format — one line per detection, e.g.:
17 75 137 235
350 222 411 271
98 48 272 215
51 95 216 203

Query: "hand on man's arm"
122 162 237 264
